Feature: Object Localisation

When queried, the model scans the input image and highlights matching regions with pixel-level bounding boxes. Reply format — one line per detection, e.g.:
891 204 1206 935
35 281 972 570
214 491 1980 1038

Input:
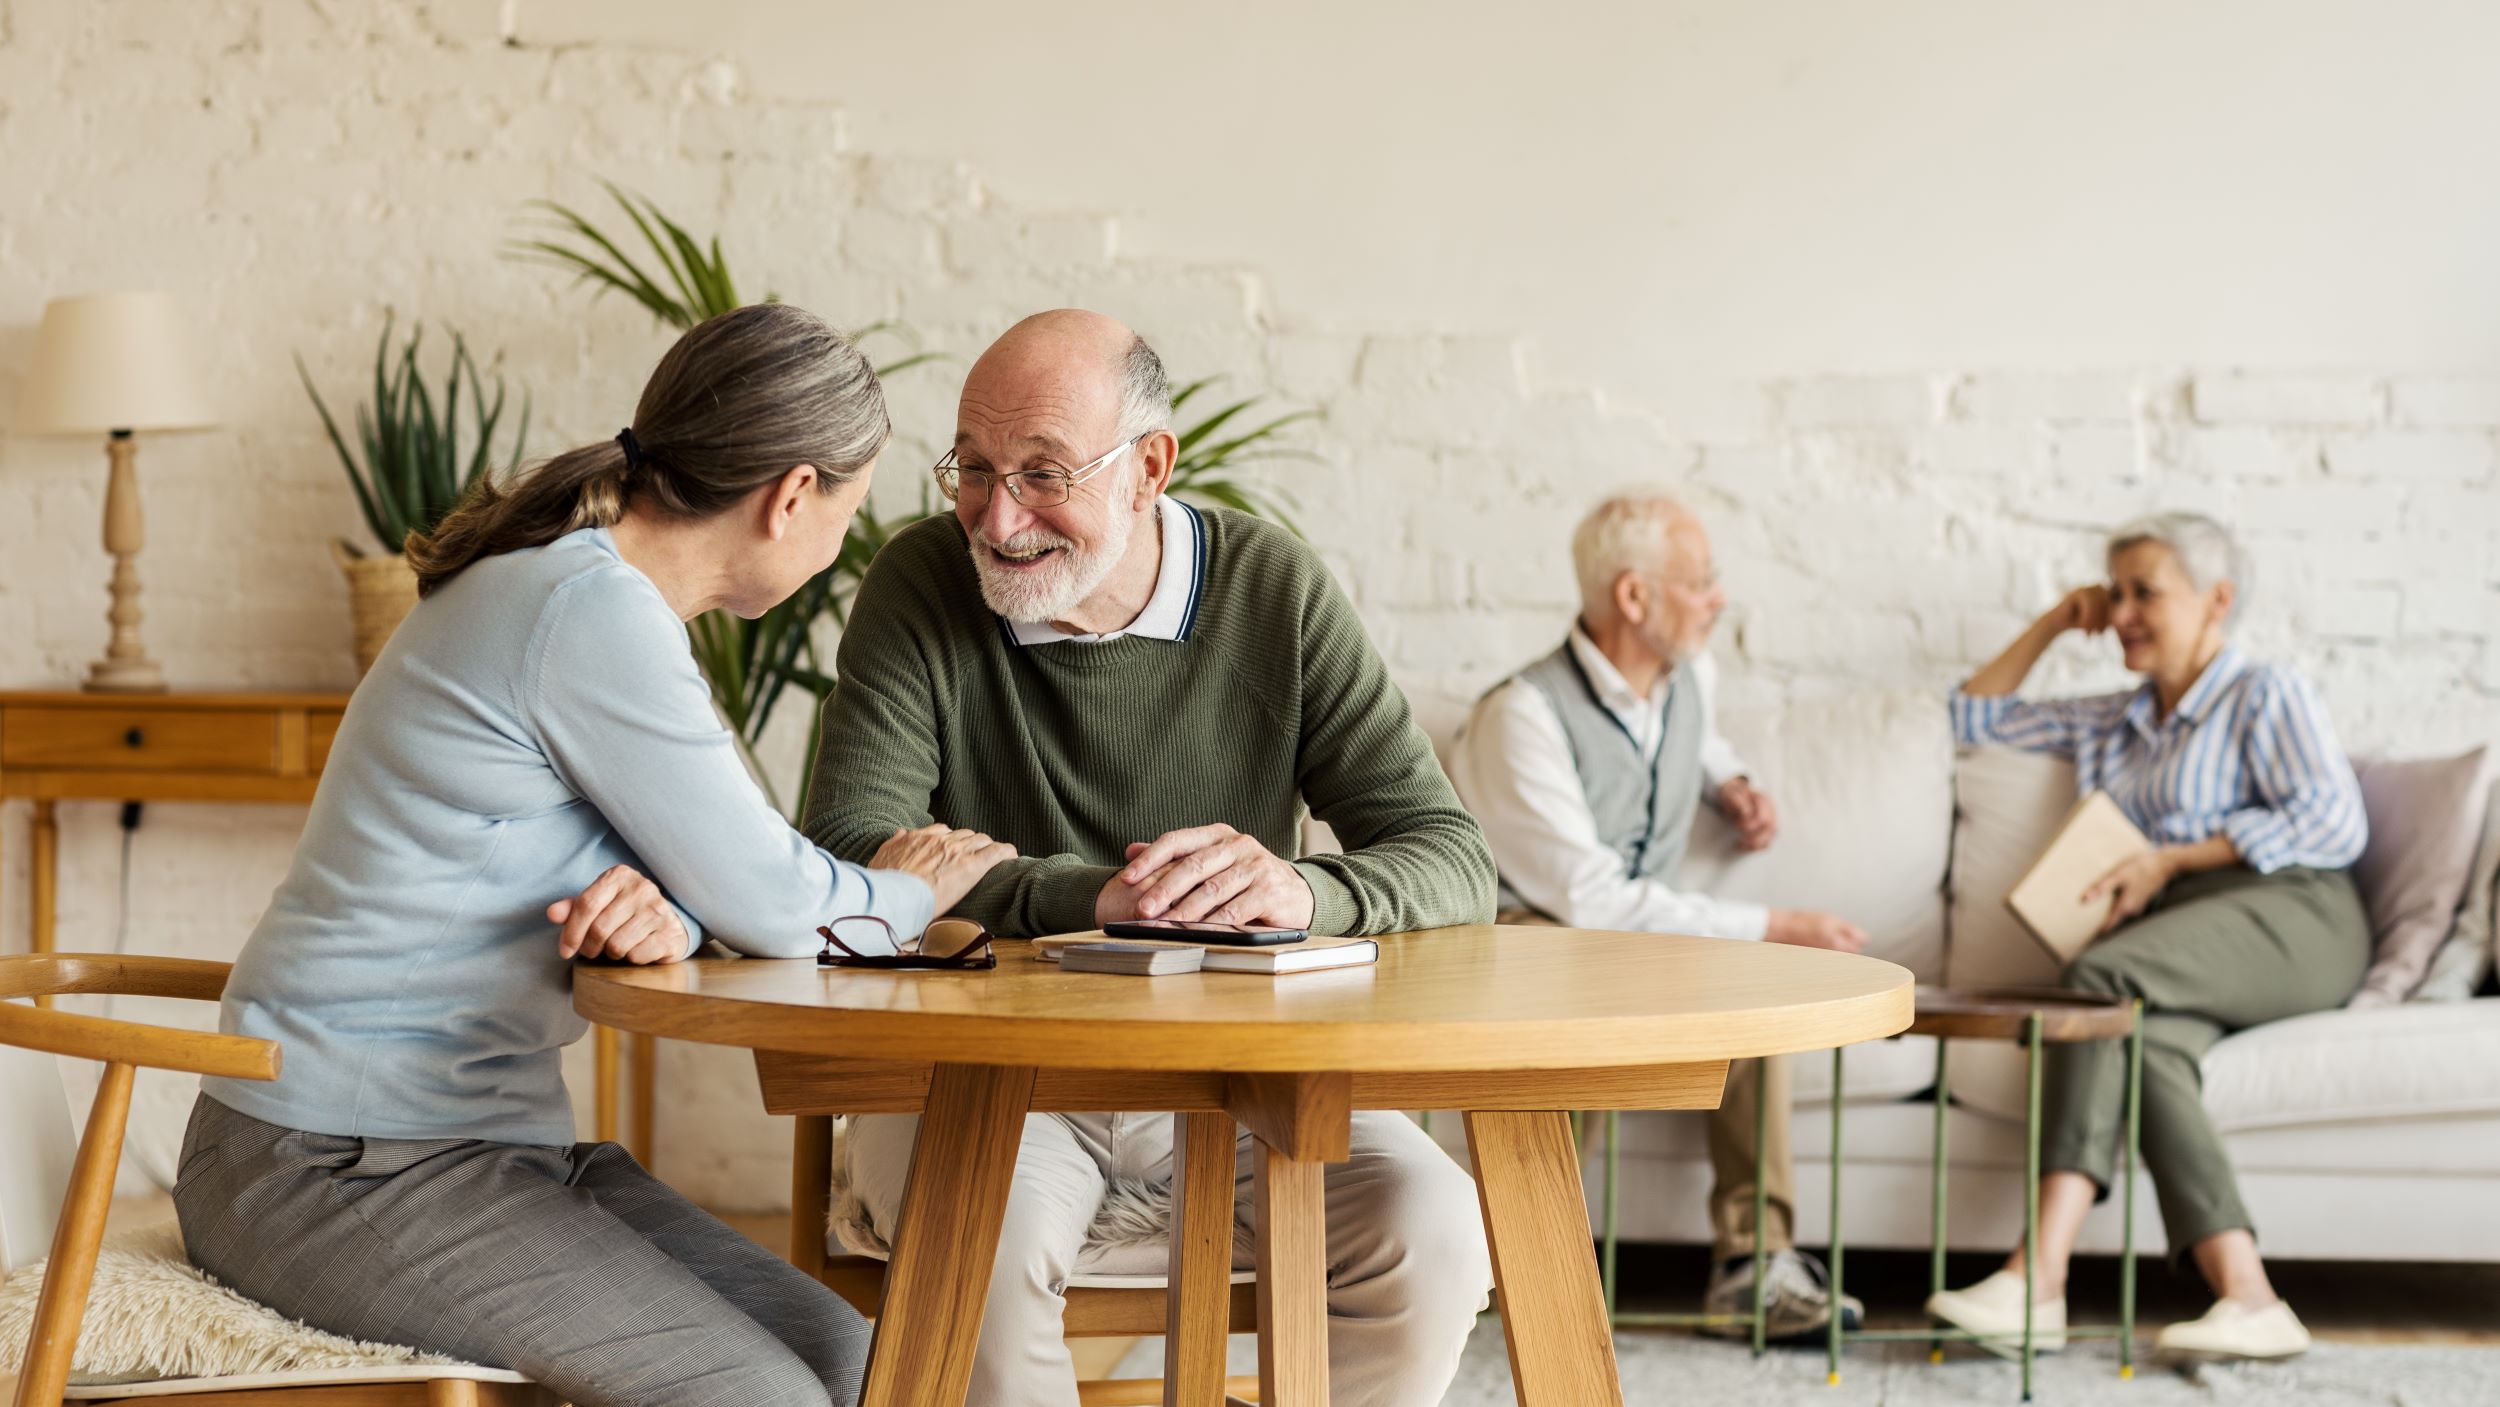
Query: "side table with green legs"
1825 987 2145 1401
1595 1061 1782 1347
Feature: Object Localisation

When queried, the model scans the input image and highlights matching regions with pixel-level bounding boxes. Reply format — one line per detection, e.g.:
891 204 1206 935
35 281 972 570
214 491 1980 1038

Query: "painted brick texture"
2 0 2495 1207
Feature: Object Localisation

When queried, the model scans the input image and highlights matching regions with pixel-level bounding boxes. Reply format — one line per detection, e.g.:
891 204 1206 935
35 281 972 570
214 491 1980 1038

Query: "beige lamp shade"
16 291 217 435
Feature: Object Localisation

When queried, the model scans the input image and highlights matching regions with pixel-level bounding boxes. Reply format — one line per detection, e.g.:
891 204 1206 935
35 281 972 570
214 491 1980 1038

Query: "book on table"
2006 790 2153 965
1035 932 1380 974
1058 942 1207 976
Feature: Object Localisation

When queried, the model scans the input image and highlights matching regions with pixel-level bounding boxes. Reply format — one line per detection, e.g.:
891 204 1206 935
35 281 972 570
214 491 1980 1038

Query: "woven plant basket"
332 540 419 677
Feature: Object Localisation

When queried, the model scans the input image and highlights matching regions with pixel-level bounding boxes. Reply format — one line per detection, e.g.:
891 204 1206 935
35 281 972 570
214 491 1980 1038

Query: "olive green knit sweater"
802 507 1496 938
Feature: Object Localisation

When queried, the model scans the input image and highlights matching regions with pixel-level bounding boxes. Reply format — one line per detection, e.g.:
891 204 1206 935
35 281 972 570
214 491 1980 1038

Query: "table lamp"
15 291 217 693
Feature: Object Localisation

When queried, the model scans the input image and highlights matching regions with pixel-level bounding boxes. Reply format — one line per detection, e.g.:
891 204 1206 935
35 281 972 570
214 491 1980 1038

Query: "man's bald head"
964 309 1171 448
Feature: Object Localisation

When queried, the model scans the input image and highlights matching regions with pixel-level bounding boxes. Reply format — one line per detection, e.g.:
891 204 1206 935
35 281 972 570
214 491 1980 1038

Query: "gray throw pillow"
2349 748 2492 1008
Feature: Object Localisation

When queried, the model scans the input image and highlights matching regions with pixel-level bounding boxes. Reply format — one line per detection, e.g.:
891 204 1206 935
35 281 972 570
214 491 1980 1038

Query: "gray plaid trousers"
174 1094 870 1407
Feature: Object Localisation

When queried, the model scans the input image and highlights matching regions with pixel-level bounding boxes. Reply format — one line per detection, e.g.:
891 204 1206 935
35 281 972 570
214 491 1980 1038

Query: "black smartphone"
1100 919 1308 946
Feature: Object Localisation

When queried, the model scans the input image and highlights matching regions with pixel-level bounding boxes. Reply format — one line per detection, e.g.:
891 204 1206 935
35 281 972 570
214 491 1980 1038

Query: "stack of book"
1038 933 1380 975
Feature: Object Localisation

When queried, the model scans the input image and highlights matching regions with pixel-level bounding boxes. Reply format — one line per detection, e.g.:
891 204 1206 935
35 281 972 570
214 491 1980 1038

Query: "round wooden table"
576 924 1912 1407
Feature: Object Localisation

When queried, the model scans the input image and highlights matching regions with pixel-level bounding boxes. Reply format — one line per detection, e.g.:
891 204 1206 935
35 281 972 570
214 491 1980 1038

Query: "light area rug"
1116 1322 2500 1405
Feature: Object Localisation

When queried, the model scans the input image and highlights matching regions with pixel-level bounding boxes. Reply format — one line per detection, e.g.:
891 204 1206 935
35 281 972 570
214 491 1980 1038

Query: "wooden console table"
0 690 649 1158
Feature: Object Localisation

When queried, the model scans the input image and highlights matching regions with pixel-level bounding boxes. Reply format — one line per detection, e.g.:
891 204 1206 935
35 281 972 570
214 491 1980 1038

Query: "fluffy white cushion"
1675 691 1954 983
0 1222 451 1385
2350 749 2493 1007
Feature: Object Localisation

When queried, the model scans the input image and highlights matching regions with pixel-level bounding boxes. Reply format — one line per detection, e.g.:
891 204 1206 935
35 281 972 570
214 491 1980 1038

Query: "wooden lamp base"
82 430 168 695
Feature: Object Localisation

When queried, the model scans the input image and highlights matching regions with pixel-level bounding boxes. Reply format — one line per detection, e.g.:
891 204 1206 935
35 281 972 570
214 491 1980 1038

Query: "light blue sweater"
203 527 933 1145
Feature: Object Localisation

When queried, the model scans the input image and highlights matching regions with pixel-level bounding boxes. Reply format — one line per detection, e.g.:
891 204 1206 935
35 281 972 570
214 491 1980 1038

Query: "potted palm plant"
300 318 529 675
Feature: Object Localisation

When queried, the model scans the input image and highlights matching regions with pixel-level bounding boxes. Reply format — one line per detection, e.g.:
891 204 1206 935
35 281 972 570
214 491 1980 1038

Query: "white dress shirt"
1449 629 1771 941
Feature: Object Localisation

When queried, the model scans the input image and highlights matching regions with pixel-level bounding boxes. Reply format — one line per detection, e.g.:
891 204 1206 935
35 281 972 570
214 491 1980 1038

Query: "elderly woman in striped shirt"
1925 512 2368 1364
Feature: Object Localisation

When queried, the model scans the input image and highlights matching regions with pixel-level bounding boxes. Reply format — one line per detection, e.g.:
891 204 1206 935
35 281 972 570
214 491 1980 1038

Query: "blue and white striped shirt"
1949 647 2367 874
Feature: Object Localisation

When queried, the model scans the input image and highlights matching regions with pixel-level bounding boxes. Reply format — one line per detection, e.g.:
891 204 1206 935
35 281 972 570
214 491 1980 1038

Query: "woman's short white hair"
1570 492 1689 614
2108 511 2248 626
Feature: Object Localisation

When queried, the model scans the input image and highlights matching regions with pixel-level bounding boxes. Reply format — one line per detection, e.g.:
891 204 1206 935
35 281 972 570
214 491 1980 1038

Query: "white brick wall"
3 0 2496 1209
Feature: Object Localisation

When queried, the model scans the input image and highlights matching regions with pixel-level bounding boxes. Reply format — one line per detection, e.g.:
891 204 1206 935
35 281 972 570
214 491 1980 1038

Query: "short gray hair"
2108 511 2248 625
1570 491 1692 614
1113 335 1172 442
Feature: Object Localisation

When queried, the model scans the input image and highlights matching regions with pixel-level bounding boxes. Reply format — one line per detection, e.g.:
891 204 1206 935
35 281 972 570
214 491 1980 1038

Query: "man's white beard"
969 491 1140 625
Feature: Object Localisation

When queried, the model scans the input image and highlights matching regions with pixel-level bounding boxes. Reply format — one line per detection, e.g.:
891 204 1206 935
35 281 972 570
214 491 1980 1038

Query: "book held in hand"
1058 942 1207 976
2006 790 2153 964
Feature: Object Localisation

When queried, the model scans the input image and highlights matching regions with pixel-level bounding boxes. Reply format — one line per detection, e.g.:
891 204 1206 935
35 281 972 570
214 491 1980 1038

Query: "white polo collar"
1003 495 1207 646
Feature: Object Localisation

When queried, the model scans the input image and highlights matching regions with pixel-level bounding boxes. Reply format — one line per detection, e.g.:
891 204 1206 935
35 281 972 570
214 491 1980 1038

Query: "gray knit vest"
1490 641 1705 917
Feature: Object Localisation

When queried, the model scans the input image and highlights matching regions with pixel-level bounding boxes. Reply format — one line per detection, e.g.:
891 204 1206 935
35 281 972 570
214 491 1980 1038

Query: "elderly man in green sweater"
803 310 1497 1406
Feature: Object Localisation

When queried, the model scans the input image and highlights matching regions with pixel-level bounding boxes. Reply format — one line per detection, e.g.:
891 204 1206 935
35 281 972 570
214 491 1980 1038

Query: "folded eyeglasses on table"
817 915 999 970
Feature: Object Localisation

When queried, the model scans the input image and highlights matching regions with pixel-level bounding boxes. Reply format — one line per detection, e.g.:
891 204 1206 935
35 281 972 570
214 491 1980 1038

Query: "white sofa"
1426 690 2500 1264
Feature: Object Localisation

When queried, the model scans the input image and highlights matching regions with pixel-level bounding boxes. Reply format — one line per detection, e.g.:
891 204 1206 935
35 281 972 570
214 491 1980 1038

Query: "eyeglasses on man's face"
817 915 998 970
933 435 1141 508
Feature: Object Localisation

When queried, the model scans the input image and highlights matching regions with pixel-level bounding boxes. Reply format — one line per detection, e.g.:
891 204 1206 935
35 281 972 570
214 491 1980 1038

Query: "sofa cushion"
1949 998 2500 1132
1674 691 1952 982
2417 774 2500 1002
2201 999 2500 1130
2350 748 2492 1007
1944 746 2076 990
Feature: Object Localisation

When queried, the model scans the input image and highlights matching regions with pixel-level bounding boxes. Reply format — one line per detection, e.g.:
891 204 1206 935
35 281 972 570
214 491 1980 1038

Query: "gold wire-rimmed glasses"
816 915 999 970
932 435 1142 508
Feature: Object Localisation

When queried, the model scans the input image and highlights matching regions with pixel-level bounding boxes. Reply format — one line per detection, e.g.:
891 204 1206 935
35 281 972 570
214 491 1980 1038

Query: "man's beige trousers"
847 1109 1491 1407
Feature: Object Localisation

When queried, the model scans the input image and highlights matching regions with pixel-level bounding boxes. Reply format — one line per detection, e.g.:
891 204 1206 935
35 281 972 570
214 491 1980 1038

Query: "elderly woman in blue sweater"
174 305 1012 1407
1928 512 2368 1363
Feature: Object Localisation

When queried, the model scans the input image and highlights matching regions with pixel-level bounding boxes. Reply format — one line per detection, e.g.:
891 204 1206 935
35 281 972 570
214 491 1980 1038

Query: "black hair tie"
616 427 645 471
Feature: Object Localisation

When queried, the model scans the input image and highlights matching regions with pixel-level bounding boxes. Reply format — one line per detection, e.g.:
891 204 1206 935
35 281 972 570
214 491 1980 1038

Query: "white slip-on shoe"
1924 1268 2069 1359
2155 1298 2312 1361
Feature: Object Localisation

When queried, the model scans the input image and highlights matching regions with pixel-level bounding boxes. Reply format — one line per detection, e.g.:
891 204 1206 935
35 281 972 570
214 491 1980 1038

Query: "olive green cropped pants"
2043 865 2370 1255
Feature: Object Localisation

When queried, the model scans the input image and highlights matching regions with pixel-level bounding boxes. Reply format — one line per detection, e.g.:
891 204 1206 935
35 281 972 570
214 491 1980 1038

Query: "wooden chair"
0 953 557 1407
784 1110 1264 1407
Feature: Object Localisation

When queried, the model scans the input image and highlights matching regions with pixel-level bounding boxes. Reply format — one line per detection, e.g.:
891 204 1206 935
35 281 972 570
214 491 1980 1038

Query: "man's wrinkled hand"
1098 823 1316 930
1718 777 1779 851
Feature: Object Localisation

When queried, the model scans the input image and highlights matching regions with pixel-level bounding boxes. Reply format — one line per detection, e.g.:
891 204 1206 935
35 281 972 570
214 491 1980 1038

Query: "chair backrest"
0 1038 76 1275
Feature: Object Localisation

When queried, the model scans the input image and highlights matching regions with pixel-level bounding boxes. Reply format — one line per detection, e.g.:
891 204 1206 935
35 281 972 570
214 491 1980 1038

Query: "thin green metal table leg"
2121 1001 2143 1380
2023 1012 2042 1404
1753 1057 1770 1357
1930 1036 1951 1362
1602 1109 1620 1320
1828 1045 1845 1386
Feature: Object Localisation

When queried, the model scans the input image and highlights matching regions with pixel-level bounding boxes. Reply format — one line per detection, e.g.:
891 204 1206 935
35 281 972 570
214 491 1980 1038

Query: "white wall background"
1 0 2495 1208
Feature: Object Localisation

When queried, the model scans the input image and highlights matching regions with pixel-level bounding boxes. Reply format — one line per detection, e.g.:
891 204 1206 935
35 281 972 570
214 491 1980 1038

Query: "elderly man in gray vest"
1448 489 1869 1340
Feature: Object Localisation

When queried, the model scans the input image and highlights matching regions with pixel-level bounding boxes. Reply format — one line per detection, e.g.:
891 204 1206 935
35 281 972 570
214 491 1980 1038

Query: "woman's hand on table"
2085 849 2178 933
549 865 689 964
872 823 1018 914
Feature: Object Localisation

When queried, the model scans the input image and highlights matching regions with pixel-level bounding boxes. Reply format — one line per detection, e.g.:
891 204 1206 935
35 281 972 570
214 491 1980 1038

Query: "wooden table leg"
630 1030 657 1166
1164 1111 1237 1407
1466 1109 1624 1407
860 1063 1038 1407
592 1025 619 1143
1252 1137 1328 1407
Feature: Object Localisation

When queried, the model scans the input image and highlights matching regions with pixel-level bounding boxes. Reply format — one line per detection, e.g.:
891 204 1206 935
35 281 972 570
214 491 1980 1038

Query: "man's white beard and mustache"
968 486 1141 624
